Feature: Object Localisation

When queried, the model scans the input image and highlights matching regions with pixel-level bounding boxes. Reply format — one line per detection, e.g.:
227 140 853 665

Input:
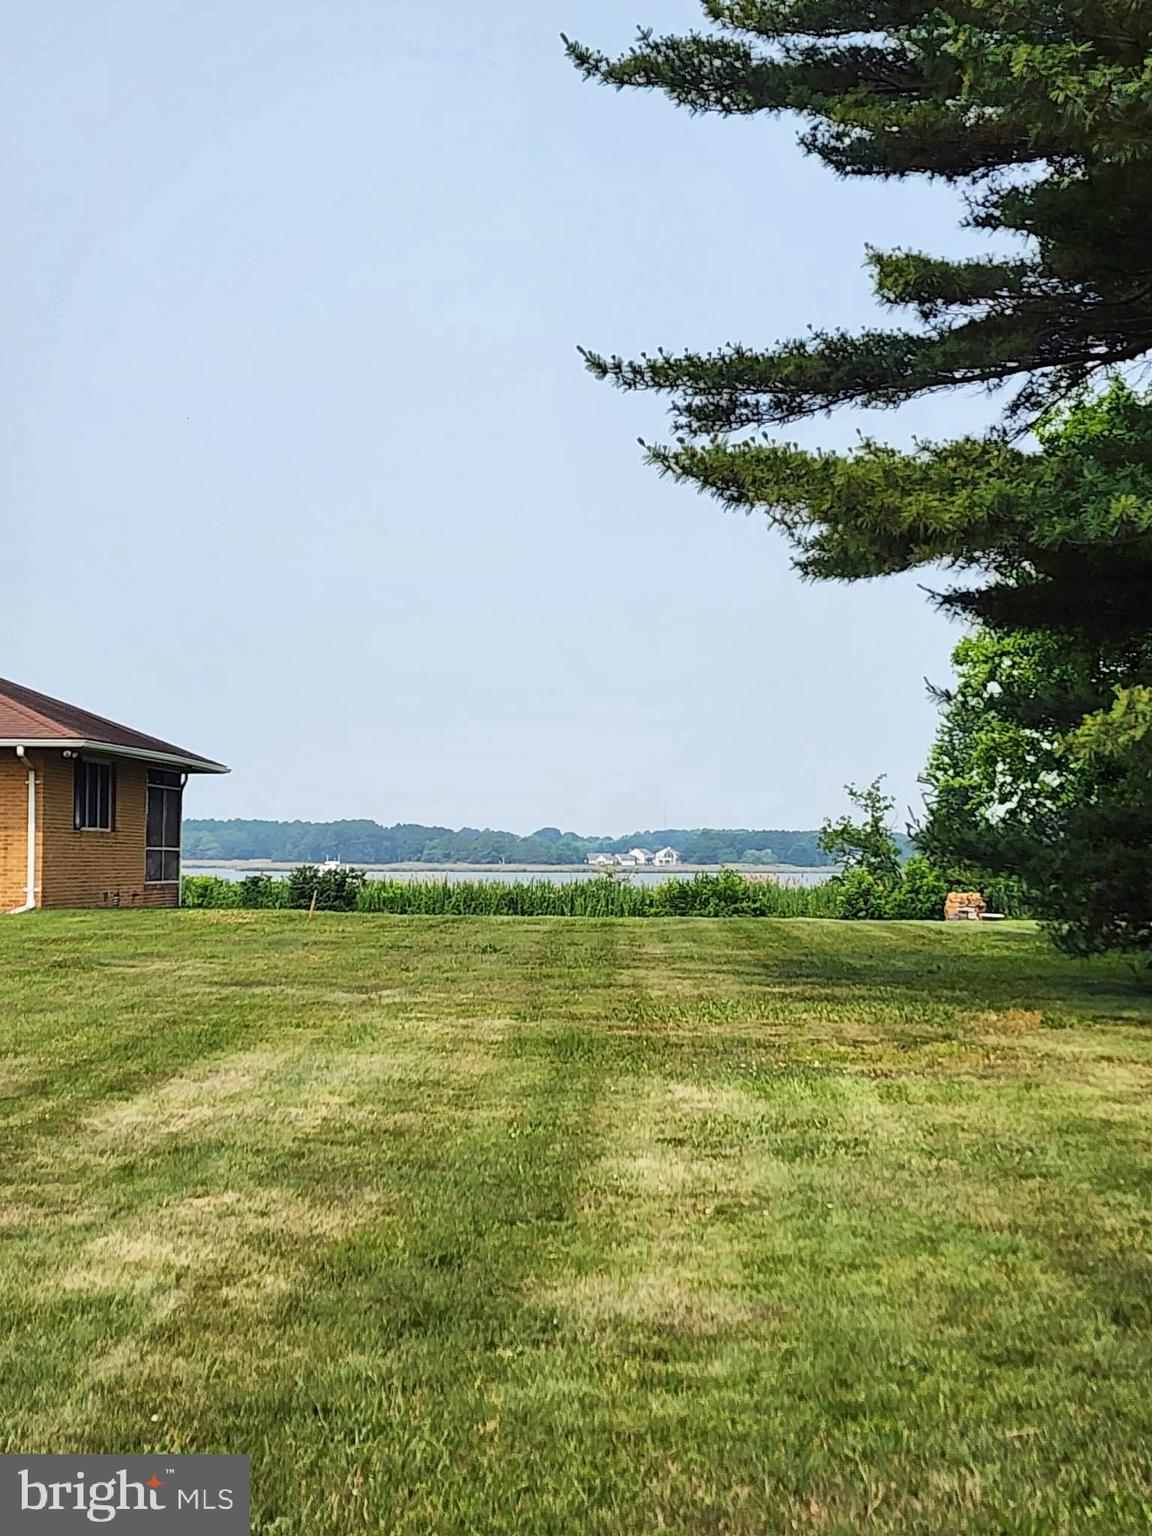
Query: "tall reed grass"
183 870 848 918
355 872 850 916
181 865 1033 920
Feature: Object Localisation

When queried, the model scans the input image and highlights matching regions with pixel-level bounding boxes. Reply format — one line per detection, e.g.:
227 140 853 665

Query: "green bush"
830 868 889 919
181 876 243 908
238 874 291 909
981 876 1035 919
884 856 950 920
651 869 841 917
285 866 366 912
181 869 355 911
823 857 1036 921
652 869 761 916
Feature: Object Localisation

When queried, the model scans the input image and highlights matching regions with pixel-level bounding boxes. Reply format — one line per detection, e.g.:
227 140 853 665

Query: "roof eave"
0 739 230 774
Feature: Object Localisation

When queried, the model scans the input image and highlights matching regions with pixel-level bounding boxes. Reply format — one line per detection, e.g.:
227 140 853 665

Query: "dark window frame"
74 759 116 832
146 768 183 884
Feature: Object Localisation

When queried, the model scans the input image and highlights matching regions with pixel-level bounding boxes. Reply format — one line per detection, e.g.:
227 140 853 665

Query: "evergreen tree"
566 2 1152 432
657 380 1152 644
564 6 1152 648
569 9 1152 952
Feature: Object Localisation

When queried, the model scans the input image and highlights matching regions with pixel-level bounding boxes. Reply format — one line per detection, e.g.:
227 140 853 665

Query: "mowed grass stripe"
1 915 1152 1531
0 918 627 1530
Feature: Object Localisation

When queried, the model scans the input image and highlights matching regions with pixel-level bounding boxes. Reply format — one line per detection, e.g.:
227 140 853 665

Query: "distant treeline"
182 819 854 867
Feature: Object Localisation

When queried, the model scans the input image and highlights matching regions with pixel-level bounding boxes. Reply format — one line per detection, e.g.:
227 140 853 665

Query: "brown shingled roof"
0 677 228 774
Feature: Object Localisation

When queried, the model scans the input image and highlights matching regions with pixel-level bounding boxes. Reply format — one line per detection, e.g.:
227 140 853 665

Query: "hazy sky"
3 1 1007 833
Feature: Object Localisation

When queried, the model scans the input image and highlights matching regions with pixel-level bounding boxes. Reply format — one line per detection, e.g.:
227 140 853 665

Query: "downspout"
178 771 188 908
7 746 37 914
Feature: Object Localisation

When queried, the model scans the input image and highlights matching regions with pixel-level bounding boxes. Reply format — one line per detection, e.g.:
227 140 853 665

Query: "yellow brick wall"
38 753 179 909
0 753 32 910
0 750 181 911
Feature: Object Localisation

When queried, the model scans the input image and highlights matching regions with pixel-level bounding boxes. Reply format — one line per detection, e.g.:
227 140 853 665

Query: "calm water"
183 864 833 888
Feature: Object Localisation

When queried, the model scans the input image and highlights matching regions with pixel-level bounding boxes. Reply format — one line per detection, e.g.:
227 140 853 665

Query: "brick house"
0 677 227 912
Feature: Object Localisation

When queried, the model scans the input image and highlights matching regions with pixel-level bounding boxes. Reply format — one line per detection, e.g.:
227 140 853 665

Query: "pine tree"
568 7 1152 954
651 379 1152 643
564 5 1152 646
565 2 1152 436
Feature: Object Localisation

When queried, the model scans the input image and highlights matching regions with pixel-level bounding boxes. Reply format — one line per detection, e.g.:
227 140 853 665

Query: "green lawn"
3 914 1152 1533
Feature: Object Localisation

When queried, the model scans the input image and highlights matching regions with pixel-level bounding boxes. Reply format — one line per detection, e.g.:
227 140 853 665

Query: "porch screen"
146 768 183 883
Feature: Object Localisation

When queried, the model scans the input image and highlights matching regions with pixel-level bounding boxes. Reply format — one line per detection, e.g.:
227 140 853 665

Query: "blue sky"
2 1 1006 832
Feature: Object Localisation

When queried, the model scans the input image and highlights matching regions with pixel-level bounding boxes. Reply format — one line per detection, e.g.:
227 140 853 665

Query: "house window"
146 768 183 883
74 759 115 831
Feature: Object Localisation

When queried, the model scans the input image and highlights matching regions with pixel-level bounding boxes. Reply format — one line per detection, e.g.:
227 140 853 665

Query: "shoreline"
183 860 833 876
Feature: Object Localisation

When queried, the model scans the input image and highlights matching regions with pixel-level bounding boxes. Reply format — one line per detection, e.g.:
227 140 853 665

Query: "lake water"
183 865 833 888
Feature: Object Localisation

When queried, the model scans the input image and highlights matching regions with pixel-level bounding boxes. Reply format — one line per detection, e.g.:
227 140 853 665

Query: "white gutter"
8 746 37 914
0 739 228 775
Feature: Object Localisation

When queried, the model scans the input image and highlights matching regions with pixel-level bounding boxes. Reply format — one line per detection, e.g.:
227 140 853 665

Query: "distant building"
626 848 652 866
587 852 616 868
653 847 681 867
